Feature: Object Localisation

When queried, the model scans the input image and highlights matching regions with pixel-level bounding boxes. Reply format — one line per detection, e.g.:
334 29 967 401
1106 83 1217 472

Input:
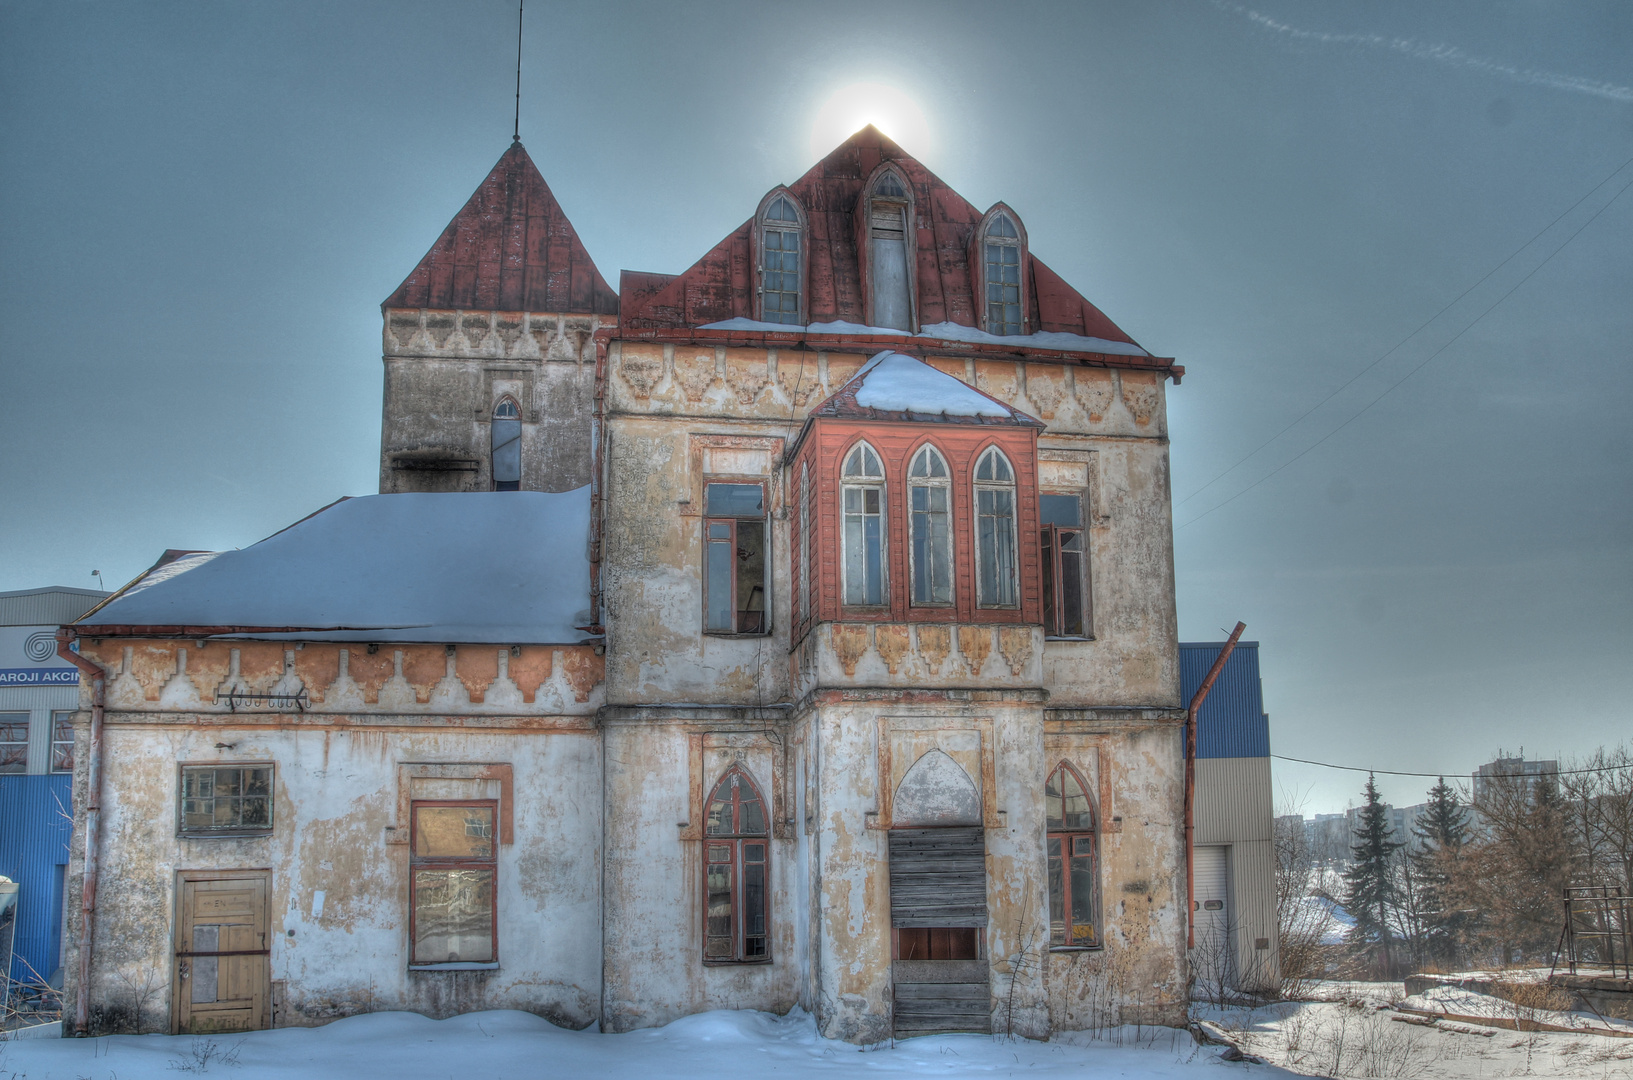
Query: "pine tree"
1410 776 1472 962
1343 773 1405 976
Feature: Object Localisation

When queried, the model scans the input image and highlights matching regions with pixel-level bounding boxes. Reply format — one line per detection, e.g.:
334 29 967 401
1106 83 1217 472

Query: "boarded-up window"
889 827 988 928
410 801 497 966
868 171 913 331
704 768 770 962
179 765 272 835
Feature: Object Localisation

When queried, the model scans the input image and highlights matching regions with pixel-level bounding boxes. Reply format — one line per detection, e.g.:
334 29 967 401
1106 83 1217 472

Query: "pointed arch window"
841 442 887 606
1046 762 1099 948
759 194 804 325
982 212 1023 336
974 447 1018 607
491 398 521 491
704 768 770 962
908 445 952 606
866 169 914 331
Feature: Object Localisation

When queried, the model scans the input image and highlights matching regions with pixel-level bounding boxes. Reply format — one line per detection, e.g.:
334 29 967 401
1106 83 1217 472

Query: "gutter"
1184 620 1245 950
55 628 106 1036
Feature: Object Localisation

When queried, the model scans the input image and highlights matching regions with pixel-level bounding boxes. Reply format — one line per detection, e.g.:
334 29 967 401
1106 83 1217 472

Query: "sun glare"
809 82 932 162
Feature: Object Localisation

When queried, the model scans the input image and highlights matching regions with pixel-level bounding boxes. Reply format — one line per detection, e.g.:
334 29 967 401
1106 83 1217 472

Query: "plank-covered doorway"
889 827 990 1038
173 872 270 1034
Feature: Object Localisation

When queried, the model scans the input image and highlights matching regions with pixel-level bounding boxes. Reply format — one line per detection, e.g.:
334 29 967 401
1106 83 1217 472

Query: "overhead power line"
1273 753 1633 779
1179 161 1633 530
1176 152 1633 512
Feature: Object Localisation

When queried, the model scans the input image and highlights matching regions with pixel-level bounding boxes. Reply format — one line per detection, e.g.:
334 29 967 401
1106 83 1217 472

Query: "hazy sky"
2 1 1628 813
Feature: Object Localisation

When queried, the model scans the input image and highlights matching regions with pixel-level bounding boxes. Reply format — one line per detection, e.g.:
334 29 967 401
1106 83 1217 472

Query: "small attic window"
982 211 1023 336
759 193 804 325
866 169 914 333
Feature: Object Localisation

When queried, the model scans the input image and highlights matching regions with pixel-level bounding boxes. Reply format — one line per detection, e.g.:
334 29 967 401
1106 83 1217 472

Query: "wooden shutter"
889 827 987 928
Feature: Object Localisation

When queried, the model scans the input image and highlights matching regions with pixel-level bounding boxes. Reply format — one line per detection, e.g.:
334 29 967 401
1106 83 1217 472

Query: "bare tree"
1274 801 1335 997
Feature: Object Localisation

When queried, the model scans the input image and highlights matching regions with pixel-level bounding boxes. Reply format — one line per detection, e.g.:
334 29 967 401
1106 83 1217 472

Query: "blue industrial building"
1181 640 1276 993
0 586 106 1003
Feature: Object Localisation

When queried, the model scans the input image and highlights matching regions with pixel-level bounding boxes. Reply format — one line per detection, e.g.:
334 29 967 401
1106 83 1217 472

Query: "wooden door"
174 873 269 1034
889 828 991 1038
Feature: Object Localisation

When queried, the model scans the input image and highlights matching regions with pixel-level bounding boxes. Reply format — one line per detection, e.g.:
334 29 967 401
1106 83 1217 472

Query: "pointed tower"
379 142 617 493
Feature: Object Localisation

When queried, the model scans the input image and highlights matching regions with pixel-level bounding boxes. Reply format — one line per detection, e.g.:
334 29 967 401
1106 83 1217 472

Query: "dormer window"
841 442 886 606
758 193 804 325
865 168 914 332
491 398 521 491
979 208 1026 336
974 447 1018 607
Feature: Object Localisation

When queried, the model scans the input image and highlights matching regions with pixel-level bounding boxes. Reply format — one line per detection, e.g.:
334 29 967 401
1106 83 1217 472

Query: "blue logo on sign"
0 668 79 686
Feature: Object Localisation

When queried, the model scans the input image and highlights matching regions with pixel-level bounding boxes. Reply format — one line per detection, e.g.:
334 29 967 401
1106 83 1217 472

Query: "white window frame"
973 446 1019 609
980 209 1025 336
840 441 888 608
756 191 806 325
907 444 954 608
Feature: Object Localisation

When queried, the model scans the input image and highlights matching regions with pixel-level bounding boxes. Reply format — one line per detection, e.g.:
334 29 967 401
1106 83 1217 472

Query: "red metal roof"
384 142 618 314
617 126 1139 346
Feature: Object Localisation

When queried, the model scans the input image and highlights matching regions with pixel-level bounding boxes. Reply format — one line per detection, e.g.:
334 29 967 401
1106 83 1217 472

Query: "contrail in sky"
1219 3 1633 105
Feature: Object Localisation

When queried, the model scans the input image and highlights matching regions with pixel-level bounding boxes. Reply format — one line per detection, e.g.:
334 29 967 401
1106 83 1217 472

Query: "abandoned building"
58 127 1192 1042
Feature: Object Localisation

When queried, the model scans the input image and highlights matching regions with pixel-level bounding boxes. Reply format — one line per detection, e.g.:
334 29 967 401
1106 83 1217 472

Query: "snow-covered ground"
0 1009 1277 1080
6 989 1631 1079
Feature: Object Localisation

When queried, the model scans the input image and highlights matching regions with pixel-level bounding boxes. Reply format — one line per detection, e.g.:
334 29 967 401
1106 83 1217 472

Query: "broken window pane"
180 765 273 833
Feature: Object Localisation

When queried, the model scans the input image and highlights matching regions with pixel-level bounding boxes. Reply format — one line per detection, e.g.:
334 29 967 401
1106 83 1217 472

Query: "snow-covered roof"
810 351 1041 426
697 317 1149 357
79 490 593 643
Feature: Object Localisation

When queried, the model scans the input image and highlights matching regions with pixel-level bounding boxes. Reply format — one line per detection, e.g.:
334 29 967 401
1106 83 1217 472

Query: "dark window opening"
491 398 521 491
1041 494 1090 637
704 482 768 635
704 768 770 963
180 764 272 835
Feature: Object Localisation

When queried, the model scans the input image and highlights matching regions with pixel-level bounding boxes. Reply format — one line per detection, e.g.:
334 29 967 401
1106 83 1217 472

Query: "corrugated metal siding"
1180 642 1269 759
0 589 109 627
1228 839 1280 992
0 774 73 983
1195 757 1273 844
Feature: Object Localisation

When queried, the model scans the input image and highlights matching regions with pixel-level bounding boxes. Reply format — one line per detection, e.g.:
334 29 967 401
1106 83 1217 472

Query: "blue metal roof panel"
1180 641 1269 759
0 774 73 985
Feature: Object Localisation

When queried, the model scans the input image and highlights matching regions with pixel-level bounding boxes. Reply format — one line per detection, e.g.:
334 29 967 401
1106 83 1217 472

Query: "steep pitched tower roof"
384 142 618 315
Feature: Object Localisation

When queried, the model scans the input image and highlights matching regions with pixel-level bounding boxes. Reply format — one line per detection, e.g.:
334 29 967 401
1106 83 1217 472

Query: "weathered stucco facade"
63 130 1192 1042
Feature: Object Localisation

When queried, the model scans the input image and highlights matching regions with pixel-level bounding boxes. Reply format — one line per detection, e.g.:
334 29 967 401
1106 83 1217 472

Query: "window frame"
703 480 771 637
408 798 500 970
1046 761 1101 950
973 446 1020 609
1040 492 1092 639
177 762 275 838
50 710 75 774
976 205 1028 337
490 395 522 492
863 165 917 333
756 190 806 325
839 441 888 609
0 713 27 774
796 462 810 627
906 443 954 608
702 767 771 965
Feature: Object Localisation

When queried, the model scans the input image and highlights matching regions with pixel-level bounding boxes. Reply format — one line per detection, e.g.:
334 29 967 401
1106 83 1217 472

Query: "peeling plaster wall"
599 722 800 1032
379 310 603 494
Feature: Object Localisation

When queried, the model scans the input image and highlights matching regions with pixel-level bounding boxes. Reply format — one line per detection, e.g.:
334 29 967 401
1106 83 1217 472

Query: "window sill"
408 962 500 972
701 957 773 967
1044 635 1096 642
178 831 273 840
1049 945 1103 953
702 631 773 639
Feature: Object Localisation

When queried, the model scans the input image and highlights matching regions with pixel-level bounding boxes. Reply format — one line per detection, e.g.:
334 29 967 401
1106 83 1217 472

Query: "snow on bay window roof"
810 351 1042 427
78 490 594 644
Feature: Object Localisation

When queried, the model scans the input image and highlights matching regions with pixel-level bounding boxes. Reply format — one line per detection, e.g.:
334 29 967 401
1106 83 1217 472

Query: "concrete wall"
379 310 606 494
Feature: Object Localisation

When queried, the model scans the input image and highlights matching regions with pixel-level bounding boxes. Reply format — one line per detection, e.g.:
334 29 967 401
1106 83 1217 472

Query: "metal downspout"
56 628 106 1035
1184 621 1245 950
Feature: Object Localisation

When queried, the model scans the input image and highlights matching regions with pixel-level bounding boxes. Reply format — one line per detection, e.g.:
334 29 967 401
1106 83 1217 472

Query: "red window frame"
409 799 499 967
703 768 771 964
1046 762 1100 948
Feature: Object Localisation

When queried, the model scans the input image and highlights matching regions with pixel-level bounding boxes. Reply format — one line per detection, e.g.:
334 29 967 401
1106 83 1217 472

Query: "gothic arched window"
841 442 887 607
491 397 521 491
982 211 1024 336
759 193 805 325
908 444 952 606
866 168 914 331
973 446 1017 607
1046 762 1099 947
704 767 770 962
